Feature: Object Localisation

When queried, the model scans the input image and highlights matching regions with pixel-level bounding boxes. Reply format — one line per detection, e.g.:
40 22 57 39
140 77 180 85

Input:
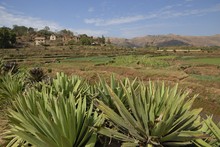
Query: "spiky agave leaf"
193 116 220 147
51 72 89 99
94 75 139 112
6 88 103 147
0 73 24 109
94 80 205 146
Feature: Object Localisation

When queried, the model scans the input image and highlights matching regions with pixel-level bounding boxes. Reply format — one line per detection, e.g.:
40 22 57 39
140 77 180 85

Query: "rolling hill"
109 34 220 47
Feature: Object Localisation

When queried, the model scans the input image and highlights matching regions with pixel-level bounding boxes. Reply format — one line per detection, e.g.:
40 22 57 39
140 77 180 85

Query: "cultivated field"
0 45 220 145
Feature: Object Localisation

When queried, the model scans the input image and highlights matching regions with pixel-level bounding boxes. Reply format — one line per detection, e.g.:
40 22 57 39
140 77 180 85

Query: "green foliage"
37 29 53 37
0 27 16 48
94 75 139 112
47 68 52 73
58 29 74 36
184 57 220 65
0 73 24 109
12 25 28 36
5 73 103 147
1 61 19 75
51 72 89 99
193 116 220 147
6 90 102 147
79 34 93 45
113 55 170 68
96 35 105 44
68 40 76 45
2 71 220 146
28 67 47 83
94 81 204 146
191 74 220 82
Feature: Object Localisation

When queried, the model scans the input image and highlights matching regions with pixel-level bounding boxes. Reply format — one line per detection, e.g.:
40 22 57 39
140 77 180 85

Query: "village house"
50 34 56 41
35 37 45 45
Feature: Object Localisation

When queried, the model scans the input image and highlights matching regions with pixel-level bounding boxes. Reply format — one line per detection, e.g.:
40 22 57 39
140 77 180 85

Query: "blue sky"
0 0 220 38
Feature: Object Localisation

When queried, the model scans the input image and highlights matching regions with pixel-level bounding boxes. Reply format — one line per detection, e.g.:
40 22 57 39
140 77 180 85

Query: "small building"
35 37 45 45
50 34 56 41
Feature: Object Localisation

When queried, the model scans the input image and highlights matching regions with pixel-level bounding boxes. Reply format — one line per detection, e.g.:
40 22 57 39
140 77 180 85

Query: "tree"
27 27 35 34
101 35 105 44
0 27 16 48
107 38 111 44
44 26 50 31
58 29 74 36
79 34 93 45
12 25 28 36
95 35 105 44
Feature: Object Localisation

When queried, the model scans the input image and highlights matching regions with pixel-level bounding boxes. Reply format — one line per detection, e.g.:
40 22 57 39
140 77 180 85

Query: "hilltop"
109 34 220 47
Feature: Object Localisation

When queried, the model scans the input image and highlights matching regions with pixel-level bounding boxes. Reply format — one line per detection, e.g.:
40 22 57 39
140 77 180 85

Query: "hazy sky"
0 0 220 38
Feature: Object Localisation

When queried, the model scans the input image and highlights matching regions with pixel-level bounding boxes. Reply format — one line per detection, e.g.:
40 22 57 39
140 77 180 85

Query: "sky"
0 0 220 38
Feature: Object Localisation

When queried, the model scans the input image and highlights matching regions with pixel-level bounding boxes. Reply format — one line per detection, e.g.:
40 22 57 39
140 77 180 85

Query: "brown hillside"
109 34 220 47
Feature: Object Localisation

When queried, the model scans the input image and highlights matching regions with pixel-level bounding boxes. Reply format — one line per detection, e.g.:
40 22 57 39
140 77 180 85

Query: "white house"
50 34 56 41
35 37 46 45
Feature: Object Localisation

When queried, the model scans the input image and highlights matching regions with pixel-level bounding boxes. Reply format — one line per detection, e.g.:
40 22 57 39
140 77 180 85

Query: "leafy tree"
101 35 105 44
12 25 28 36
0 27 16 48
44 26 50 31
37 29 52 38
59 29 74 36
27 27 35 34
96 35 106 44
79 34 92 45
107 38 111 44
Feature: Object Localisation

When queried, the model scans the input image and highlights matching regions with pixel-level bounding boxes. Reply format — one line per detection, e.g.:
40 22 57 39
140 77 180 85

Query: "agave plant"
2 61 19 74
5 83 103 147
28 67 47 83
94 80 205 146
193 116 220 147
51 72 89 99
93 75 139 112
0 73 24 109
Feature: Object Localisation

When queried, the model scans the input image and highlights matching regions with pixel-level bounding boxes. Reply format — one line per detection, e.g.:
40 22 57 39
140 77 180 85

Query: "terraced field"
0 46 220 145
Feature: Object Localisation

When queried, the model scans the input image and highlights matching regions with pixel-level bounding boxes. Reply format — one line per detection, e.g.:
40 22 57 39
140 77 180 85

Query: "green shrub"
68 40 76 45
47 68 52 73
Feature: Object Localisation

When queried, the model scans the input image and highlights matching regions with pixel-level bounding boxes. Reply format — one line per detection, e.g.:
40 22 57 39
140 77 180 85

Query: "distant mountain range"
109 34 220 47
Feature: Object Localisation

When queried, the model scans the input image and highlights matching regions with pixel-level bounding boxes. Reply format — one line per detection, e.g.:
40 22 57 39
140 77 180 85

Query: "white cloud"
72 28 108 36
0 5 62 30
0 5 108 37
84 4 220 26
162 4 220 18
84 15 146 26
